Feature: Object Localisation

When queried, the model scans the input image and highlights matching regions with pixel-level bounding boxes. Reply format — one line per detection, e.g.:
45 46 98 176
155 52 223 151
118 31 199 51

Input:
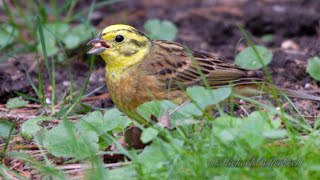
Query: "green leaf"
141 127 159 143
46 22 70 36
137 100 177 120
76 109 132 136
261 34 273 42
240 111 267 148
214 115 243 128
108 166 137 180
213 116 243 143
177 103 203 117
307 56 320 81
43 122 99 159
137 100 199 127
0 120 16 138
72 24 95 41
0 25 17 48
37 23 94 56
21 116 54 140
137 139 183 174
36 33 58 56
235 46 273 70
263 129 287 139
63 24 95 49
6 97 29 109
144 19 178 40
186 86 231 110
76 111 105 134
64 34 80 49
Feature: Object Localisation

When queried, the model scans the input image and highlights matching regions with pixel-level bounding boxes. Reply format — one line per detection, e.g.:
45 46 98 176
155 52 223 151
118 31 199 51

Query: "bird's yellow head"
87 24 152 71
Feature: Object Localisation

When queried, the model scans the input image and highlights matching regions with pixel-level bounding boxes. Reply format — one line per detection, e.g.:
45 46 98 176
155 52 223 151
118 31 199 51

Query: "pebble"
273 5 286 13
304 83 311 89
63 81 70 86
281 40 299 50
46 98 51 104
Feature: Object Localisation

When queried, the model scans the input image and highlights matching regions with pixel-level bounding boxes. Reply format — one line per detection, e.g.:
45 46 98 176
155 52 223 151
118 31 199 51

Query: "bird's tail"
233 83 320 102
274 87 320 102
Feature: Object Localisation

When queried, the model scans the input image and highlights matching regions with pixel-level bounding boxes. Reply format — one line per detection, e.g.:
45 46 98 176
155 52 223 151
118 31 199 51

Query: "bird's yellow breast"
105 65 185 114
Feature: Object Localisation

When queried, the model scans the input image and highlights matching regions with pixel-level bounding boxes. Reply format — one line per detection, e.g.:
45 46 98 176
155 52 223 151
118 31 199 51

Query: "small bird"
87 24 320 117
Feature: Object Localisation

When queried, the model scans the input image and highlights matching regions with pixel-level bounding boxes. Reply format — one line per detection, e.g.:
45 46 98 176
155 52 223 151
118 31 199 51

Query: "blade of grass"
8 152 65 179
36 55 46 107
237 25 290 130
237 25 281 108
83 85 105 98
65 0 78 22
86 0 96 24
43 25 74 103
313 115 320 130
282 93 311 129
34 136 51 166
15 92 40 103
36 1 48 23
12 0 29 28
79 102 108 111
66 58 75 103
37 16 51 80
0 164 29 180
234 94 312 132
0 123 15 163
61 55 95 118
50 0 59 19
51 56 56 114
2 0 18 27
70 0 123 22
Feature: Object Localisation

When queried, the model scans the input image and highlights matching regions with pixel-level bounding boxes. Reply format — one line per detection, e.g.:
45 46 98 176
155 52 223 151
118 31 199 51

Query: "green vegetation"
6 97 29 109
235 45 273 70
307 56 320 81
7 85 320 179
144 19 178 41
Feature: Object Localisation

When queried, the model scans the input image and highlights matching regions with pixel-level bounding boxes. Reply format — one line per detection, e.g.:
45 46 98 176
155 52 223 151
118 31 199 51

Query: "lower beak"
87 37 109 54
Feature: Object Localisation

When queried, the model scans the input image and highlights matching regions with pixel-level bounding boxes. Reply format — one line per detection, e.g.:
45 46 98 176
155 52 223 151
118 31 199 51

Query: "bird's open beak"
87 37 110 54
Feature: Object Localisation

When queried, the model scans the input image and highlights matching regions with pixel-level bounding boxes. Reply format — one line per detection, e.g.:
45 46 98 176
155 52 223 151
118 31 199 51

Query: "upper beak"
87 37 109 54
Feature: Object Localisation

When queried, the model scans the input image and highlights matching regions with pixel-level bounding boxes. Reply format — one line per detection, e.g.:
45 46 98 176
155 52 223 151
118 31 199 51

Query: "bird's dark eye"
115 35 124 42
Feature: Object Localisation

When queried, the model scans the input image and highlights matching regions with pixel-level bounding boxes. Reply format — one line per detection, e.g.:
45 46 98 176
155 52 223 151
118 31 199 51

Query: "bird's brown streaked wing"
141 40 263 90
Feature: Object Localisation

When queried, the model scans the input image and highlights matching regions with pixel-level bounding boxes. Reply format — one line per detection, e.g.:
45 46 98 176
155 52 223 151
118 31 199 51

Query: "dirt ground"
1 0 319 115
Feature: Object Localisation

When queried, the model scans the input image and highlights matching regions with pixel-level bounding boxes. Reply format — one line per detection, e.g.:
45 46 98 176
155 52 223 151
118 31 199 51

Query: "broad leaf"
235 46 273 70
0 120 16 138
307 56 320 81
144 19 178 40
6 97 28 109
21 116 55 140
43 122 99 159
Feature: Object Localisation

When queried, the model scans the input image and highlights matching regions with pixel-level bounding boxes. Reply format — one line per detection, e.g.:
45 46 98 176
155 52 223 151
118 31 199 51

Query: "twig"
239 105 249 116
12 145 39 150
56 161 131 170
2 169 20 180
80 93 109 102
169 100 191 116
0 110 36 122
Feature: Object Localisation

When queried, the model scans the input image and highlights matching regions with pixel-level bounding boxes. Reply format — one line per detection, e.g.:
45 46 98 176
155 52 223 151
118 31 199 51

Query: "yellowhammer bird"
87 24 320 117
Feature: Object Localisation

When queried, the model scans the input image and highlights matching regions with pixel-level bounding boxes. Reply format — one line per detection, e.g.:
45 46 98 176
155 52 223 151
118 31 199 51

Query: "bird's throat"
102 44 151 81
